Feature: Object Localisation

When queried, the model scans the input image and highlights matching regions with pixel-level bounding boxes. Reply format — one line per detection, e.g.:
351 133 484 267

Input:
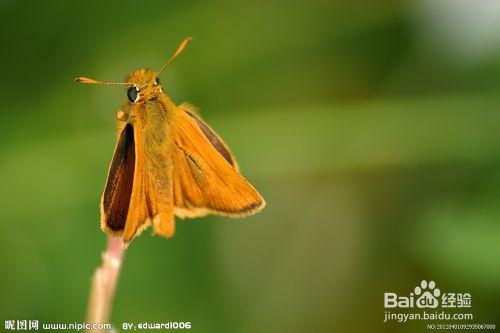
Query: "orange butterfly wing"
171 105 265 219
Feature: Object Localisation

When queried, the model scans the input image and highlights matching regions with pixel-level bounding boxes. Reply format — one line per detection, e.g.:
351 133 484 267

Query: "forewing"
171 106 265 218
101 124 135 234
179 103 239 170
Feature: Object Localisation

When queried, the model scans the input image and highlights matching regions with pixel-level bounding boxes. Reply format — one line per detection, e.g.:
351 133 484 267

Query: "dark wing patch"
185 110 236 167
102 124 136 231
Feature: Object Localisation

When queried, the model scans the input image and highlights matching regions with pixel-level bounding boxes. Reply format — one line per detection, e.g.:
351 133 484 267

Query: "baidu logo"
384 280 470 309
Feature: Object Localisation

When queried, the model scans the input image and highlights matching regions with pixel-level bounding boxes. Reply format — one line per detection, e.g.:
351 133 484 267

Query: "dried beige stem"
85 236 125 332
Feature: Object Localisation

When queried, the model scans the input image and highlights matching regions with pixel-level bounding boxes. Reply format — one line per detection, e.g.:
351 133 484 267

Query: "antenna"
74 77 135 86
155 37 192 77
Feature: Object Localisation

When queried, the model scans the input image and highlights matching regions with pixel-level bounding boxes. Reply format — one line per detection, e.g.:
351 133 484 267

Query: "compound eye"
127 86 139 103
154 77 160 86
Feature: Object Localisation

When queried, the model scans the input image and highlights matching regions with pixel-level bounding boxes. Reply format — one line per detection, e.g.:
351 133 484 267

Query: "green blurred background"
1 0 500 332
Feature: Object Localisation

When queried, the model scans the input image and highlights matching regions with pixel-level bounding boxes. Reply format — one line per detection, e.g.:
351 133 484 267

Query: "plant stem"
85 236 125 332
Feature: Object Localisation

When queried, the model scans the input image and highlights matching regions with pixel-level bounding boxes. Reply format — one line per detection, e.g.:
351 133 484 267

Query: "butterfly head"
124 69 163 104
